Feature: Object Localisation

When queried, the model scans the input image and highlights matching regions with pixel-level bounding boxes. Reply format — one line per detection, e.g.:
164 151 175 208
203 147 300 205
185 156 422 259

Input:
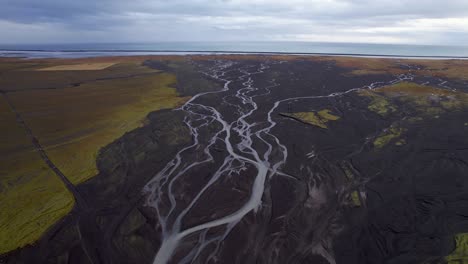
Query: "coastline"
2 49 468 60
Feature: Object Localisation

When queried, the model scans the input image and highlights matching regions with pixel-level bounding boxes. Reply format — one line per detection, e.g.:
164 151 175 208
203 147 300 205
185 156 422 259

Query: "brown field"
37 62 117 71
0 60 160 92
318 56 406 75
407 59 468 80
319 56 468 79
0 56 190 253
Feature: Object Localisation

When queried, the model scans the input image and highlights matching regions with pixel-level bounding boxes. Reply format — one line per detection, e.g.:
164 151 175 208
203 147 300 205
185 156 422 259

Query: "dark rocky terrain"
3 56 468 264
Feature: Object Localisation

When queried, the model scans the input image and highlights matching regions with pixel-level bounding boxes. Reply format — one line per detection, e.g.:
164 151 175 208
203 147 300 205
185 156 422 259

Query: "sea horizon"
1 41 468 59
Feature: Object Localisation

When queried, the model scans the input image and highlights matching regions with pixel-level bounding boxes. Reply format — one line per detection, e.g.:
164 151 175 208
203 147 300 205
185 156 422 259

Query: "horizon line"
2 49 468 60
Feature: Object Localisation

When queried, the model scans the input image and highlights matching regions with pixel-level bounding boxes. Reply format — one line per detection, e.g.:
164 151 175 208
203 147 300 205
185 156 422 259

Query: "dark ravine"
3 56 468 264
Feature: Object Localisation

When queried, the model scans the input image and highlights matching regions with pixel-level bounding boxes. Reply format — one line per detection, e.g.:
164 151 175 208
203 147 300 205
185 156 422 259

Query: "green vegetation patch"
281 109 340 129
0 59 192 254
350 191 361 207
360 82 468 121
374 125 405 149
377 82 468 115
317 109 340 121
10 71 189 184
359 90 397 116
395 139 406 146
340 163 355 181
0 97 74 254
446 233 468 264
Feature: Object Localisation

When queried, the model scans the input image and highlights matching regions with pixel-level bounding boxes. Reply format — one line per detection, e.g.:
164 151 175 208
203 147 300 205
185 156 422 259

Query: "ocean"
1 42 468 58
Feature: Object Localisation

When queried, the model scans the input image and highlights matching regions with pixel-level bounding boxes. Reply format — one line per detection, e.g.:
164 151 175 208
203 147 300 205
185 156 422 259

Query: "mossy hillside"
0 97 74 254
281 109 340 129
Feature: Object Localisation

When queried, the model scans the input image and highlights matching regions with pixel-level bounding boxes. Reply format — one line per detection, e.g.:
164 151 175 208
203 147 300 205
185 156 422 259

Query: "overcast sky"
1 0 468 45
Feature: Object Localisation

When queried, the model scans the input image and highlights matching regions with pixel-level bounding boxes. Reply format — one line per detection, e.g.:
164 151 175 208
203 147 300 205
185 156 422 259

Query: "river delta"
2 55 468 264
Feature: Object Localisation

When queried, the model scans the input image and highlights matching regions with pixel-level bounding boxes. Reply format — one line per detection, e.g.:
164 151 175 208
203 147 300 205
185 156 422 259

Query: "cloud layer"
1 0 468 44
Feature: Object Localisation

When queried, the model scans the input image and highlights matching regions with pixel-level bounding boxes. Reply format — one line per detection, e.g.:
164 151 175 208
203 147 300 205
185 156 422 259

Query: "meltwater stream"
144 60 288 264
143 59 417 264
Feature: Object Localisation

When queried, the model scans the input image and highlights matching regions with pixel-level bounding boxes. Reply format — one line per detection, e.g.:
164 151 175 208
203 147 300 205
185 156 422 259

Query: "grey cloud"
0 0 467 44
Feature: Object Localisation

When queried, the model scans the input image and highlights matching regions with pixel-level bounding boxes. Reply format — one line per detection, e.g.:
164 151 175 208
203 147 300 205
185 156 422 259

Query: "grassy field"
0 57 190 253
0 96 74 254
9 71 189 184
447 233 468 263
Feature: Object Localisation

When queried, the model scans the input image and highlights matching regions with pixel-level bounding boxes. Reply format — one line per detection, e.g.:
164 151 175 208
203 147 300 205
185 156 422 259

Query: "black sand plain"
2 55 468 264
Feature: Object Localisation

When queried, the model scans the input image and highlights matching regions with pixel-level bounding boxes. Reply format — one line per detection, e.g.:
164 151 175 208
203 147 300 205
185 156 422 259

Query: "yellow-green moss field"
360 81 468 118
282 109 340 129
374 82 468 115
0 58 190 254
446 233 468 264
373 126 406 149
10 72 189 184
358 90 396 116
0 96 74 254
359 82 468 150
350 191 361 207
